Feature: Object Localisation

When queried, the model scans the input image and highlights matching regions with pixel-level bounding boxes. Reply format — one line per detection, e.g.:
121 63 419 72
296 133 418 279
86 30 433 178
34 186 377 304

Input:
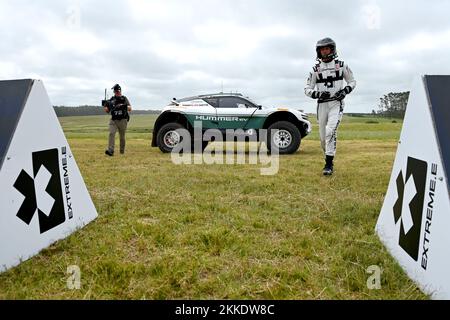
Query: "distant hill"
54 105 161 117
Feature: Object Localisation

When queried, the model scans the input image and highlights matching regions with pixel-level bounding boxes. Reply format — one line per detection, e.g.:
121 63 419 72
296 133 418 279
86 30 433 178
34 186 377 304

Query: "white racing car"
151 93 312 154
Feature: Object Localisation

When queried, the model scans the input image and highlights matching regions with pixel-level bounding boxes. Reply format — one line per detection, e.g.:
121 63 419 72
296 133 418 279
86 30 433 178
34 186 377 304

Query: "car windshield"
243 96 261 107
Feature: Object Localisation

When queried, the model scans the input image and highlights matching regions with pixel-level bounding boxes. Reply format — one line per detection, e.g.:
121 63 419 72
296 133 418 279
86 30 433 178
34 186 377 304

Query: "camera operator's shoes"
105 149 114 156
322 155 334 176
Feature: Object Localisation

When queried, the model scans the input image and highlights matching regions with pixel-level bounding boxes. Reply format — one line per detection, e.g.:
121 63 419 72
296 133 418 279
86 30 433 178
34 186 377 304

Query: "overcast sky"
1 0 449 112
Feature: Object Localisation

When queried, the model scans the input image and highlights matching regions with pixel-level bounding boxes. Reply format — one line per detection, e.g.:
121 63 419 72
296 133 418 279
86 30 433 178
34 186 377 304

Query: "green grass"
0 114 427 299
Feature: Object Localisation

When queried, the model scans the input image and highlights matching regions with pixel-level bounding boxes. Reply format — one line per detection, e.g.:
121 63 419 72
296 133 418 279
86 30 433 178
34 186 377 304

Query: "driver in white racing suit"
305 37 356 175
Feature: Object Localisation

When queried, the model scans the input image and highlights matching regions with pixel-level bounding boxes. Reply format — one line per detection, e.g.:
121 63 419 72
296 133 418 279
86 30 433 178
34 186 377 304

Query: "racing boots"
322 155 334 176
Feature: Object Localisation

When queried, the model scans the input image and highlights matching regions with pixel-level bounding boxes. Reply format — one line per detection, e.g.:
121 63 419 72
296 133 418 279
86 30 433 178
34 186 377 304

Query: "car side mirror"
258 105 262 110
171 98 180 106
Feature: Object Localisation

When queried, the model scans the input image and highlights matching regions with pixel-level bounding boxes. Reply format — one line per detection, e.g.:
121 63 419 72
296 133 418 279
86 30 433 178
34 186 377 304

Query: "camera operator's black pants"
108 119 128 154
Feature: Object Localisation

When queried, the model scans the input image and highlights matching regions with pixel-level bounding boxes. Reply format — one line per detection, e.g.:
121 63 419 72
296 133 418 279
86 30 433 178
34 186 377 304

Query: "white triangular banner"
0 80 98 272
376 75 450 299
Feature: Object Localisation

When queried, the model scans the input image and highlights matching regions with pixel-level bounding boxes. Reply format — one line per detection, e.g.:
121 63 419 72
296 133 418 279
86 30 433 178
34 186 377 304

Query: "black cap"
112 84 121 91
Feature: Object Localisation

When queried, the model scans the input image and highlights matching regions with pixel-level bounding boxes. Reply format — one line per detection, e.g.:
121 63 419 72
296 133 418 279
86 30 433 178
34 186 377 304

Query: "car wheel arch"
152 111 191 147
262 111 307 137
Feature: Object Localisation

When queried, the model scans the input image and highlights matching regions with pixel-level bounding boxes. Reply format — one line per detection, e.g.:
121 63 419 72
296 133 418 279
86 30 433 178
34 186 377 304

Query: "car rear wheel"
266 121 301 154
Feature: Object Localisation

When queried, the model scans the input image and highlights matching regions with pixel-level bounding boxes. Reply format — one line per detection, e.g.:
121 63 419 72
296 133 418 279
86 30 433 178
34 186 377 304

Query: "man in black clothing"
103 84 132 156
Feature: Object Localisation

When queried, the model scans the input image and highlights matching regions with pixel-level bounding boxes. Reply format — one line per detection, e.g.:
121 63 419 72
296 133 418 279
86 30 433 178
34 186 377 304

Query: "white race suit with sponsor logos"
305 59 356 157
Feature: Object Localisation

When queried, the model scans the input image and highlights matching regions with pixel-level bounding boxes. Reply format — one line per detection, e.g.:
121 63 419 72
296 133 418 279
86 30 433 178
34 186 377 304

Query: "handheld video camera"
102 89 111 110
102 99 113 110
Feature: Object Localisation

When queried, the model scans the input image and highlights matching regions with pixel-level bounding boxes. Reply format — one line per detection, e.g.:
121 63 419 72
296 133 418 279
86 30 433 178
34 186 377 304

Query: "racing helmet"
316 37 337 61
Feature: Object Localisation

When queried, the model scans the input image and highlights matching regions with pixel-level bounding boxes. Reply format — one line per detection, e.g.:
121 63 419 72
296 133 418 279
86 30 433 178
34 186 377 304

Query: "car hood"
263 106 308 118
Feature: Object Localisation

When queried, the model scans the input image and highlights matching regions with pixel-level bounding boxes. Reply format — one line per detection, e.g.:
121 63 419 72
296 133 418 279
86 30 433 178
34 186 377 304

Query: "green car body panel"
186 114 267 130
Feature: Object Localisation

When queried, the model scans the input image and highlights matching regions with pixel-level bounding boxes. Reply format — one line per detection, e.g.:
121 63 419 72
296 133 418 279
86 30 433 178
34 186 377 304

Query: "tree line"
54 105 161 117
372 91 410 119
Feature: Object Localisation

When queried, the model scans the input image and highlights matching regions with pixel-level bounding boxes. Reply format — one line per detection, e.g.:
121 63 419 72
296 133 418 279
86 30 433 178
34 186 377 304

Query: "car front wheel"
266 121 301 154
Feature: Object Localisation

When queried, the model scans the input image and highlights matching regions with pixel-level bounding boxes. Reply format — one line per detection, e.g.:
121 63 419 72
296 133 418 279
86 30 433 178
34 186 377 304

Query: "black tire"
266 121 301 154
157 122 185 153
156 122 208 153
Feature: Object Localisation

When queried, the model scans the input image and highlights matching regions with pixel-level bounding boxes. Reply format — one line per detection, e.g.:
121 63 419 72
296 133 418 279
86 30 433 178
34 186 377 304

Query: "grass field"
0 114 427 299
